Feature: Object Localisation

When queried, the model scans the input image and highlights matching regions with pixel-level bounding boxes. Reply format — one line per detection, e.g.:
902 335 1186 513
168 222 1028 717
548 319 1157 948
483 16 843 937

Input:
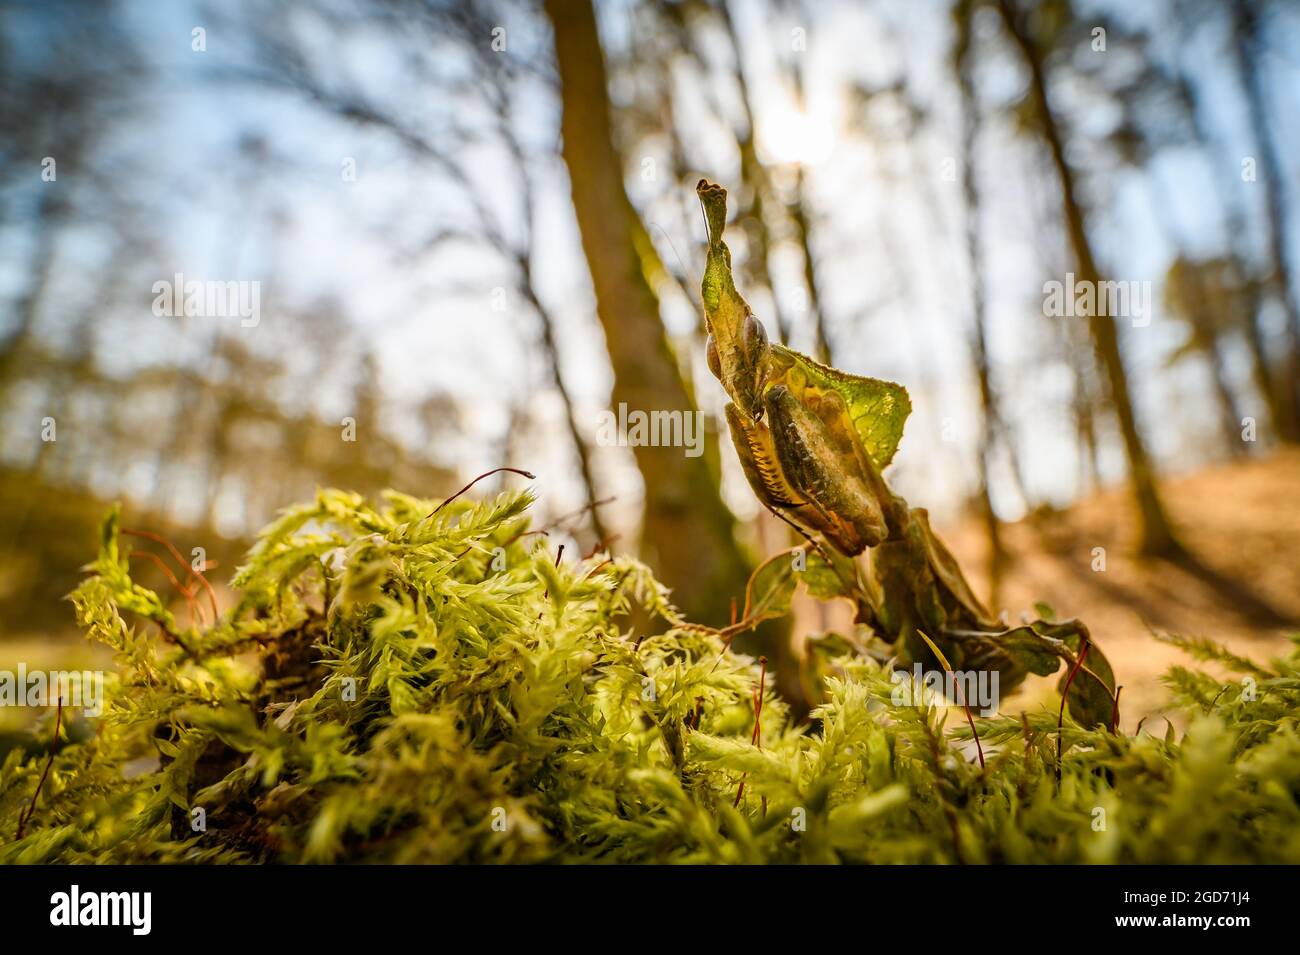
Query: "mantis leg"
724 401 871 607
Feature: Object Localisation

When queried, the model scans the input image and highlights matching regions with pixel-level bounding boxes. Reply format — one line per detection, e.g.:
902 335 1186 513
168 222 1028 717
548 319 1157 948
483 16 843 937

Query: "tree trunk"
954 0 1007 605
1171 37 1294 442
1229 0 1300 440
998 0 1183 557
1149 168 1247 459
714 0 794 345
545 0 752 627
518 266 609 544
790 167 833 364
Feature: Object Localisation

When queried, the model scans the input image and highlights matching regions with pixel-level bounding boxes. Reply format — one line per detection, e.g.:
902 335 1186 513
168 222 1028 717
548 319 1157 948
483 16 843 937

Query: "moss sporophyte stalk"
2 188 1297 865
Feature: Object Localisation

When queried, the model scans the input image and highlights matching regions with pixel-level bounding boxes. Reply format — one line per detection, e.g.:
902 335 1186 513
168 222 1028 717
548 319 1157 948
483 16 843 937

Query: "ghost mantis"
695 179 1118 730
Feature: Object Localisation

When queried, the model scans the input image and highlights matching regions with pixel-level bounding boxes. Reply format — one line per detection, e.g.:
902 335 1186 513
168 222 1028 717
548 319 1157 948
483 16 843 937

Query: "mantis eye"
742 313 767 352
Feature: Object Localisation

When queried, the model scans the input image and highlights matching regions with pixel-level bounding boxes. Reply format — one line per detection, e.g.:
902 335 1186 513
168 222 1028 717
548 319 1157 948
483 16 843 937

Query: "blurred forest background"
3 0 1299 721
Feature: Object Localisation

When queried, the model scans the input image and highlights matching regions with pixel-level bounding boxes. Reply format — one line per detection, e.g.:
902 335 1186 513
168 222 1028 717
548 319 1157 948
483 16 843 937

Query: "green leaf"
772 344 912 469
741 550 798 625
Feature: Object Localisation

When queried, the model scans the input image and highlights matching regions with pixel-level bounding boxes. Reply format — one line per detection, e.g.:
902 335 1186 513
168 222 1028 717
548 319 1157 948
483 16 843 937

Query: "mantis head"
697 179 769 420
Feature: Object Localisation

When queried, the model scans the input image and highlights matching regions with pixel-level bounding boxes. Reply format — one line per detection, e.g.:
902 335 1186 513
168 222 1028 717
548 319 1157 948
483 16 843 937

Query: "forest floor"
941 447 1300 729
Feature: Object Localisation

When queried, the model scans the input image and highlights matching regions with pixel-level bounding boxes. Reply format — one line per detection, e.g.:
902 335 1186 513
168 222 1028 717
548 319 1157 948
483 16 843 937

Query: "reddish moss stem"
953 681 985 770
123 527 219 623
1056 639 1090 783
734 657 767 808
15 699 63 840
428 467 536 519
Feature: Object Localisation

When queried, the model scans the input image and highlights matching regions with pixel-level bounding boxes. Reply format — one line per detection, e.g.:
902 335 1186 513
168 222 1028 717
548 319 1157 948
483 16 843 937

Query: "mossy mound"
3 488 1298 863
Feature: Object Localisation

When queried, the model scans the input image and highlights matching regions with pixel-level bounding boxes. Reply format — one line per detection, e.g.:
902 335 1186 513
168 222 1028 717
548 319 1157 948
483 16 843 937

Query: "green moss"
2 488 1298 863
